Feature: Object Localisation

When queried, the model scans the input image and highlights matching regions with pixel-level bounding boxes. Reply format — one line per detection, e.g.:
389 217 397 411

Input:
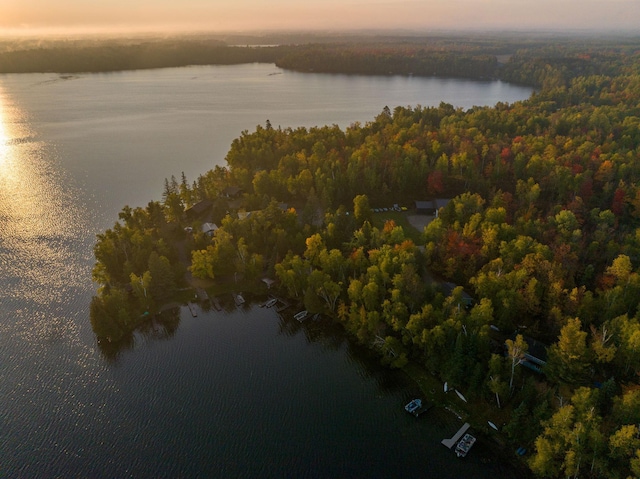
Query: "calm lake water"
0 64 531 478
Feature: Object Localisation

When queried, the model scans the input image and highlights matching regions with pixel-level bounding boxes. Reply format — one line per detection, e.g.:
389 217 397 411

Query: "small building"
185 199 213 220
433 198 451 217
415 200 436 215
414 198 451 217
222 186 243 198
520 336 549 373
237 211 254 221
202 222 218 236
441 282 475 309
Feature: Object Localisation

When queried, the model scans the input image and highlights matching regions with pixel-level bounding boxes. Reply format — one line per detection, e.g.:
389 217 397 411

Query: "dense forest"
90 38 640 478
1 33 638 87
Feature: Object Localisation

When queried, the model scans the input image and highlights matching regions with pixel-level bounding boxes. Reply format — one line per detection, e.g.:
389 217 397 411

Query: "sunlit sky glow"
1 0 639 36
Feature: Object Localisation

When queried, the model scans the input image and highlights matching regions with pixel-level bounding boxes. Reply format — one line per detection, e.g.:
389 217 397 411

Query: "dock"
275 298 291 312
441 422 470 449
413 401 434 417
187 302 198 317
211 296 222 311
195 287 209 302
234 293 245 307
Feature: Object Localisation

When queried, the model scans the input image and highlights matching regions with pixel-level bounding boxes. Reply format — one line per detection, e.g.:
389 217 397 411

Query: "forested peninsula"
90 37 640 478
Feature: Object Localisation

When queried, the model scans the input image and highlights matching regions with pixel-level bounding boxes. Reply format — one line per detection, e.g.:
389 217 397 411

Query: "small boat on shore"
294 310 308 322
265 298 277 308
455 389 467 402
455 433 476 458
234 293 245 306
404 398 422 415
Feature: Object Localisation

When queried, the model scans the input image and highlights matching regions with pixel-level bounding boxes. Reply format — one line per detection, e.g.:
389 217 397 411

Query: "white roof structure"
201 222 218 234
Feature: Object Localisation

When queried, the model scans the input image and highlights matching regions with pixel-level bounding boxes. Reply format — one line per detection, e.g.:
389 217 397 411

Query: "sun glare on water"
0 96 9 168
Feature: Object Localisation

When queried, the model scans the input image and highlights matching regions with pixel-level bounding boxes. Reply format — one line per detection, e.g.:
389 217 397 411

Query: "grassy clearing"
371 211 423 243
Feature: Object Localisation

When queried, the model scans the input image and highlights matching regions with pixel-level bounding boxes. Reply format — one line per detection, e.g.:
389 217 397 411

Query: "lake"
0 63 532 478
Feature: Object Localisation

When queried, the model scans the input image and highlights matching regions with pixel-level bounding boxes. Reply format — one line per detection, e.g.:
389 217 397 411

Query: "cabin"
222 186 243 198
201 222 218 236
519 336 549 373
185 199 213 220
414 198 451 217
441 282 475 309
415 201 435 215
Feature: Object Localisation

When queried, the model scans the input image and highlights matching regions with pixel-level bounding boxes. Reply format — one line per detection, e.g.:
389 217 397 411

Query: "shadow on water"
92 307 181 361
274 303 412 395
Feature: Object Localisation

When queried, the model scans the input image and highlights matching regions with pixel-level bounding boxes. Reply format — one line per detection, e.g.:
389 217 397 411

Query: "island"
90 36 640 479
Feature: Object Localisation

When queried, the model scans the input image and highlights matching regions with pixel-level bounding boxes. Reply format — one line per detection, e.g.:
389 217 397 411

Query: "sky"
1 0 639 36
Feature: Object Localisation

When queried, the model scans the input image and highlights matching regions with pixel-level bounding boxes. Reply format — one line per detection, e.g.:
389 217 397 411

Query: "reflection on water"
0 88 92 345
93 307 181 361
0 86 125 478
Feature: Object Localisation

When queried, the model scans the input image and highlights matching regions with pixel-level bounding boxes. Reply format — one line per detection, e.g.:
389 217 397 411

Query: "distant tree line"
0 40 281 73
1 35 638 88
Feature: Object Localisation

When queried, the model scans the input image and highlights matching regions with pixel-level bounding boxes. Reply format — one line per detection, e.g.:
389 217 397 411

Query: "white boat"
234 293 245 306
265 298 277 308
444 382 448 393
455 389 467 402
455 433 476 458
294 310 308 322
488 421 499 431
405 398 422 415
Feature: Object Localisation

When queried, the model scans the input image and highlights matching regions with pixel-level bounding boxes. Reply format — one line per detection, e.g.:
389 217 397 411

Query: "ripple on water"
0 95 123 478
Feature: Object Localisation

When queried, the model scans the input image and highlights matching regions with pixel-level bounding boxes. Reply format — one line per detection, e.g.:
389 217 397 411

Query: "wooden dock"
441 422 470 449
211 296 222 311
195 287 209 302
413 401 434 417
275 298 290 312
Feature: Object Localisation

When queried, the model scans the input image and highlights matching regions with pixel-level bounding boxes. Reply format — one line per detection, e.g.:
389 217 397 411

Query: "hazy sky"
2 0 639 35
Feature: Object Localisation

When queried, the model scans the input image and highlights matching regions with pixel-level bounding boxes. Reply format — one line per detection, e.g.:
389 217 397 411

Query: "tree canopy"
91 37 640 478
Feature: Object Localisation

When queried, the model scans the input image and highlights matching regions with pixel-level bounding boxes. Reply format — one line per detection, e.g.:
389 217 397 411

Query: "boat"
234 293 245 306
455 389 467 402
294 310 308 322
455 433 476 458
444 382 448 393
265 298 277 308
488 421 499 431
404 398 422 415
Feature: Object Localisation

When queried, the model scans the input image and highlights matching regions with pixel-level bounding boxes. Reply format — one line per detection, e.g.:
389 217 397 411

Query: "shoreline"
401 361 534 477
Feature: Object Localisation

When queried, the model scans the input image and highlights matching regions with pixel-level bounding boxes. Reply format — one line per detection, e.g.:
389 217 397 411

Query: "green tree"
130 271 152 309
487 354 509 408
353 194 372 225
506 334 528 391
148 252 176 302
546 317 590 384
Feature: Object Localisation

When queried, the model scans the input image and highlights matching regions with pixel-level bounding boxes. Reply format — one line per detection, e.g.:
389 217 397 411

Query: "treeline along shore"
88 36 640 478
1 33 638 87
